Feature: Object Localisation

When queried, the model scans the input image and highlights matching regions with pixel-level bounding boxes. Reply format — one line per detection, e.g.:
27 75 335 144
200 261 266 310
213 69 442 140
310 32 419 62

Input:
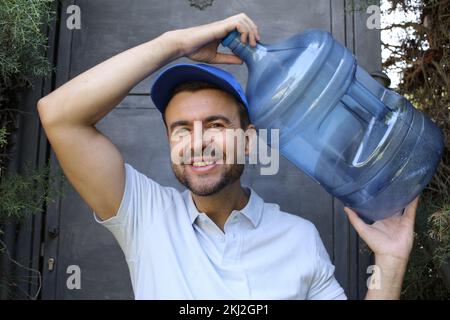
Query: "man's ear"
165 125 170 138
244 124 257 156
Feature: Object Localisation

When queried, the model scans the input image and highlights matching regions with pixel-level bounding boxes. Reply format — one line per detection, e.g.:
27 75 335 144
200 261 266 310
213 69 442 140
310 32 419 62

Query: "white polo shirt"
95 163 346 300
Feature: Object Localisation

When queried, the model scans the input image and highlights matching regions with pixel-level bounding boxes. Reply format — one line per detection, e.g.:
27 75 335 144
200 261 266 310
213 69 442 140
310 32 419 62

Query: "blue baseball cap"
150 63 248 114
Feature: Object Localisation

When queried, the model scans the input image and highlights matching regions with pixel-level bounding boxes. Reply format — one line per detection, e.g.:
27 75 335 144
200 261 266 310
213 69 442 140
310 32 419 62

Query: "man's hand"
167 13 260 64
344 197 419 299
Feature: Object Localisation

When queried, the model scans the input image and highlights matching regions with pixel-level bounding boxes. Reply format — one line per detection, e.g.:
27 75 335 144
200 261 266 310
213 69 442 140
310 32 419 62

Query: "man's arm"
345 197 419 299
37 13 260 220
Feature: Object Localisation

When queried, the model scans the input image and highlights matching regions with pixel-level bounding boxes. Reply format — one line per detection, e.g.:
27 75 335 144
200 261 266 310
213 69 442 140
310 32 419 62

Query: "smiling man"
37 13 418 300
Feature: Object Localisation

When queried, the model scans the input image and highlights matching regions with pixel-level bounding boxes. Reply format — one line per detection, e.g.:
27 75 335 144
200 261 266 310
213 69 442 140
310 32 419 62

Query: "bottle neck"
226 36 267 70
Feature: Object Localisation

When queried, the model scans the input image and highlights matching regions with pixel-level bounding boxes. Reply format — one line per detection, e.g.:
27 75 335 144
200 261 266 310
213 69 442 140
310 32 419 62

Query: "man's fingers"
240 19 257 46
247 20 260 41
212 53 243 65
234 22 246 43
249 19 261 41
240 31 248 44
344 207 368 237
233 17 258 46
249 32 257 47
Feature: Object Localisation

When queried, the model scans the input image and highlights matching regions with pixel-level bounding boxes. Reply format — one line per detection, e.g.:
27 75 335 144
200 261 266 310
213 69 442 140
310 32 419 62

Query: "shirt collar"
184 187 264 228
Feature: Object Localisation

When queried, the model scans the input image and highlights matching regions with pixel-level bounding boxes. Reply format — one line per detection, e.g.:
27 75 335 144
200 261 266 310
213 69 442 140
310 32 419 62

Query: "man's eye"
178 127 190 133
173 128 191 136
210 123 223 129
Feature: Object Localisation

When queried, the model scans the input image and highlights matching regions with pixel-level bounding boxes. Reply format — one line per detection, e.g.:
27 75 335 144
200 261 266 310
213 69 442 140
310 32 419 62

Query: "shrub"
381 0 450 299
0 0 59 299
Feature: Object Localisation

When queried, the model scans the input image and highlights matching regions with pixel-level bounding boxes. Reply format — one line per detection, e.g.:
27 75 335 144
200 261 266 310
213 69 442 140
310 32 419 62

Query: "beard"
172 163 244 197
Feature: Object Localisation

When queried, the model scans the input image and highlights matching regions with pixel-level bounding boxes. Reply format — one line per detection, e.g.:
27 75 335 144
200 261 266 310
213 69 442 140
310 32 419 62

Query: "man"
38 13 418 299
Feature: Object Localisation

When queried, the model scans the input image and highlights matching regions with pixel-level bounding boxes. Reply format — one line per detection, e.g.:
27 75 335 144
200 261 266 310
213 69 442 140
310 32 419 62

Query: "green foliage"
0 0 54 86
0 1 58 299
402 234 450 299
402 197 450 299
427 204 450 267
0 126 7 148
0 0 56 172
0 163 66 300
0 164 65 223
381 0 450 299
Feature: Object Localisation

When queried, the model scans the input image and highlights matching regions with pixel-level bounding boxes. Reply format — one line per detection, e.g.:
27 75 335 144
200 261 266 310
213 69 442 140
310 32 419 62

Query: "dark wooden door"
40 0 382 299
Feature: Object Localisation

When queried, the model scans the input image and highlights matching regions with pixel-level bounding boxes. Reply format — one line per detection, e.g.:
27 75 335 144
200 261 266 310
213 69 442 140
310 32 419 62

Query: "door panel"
42 0 379 299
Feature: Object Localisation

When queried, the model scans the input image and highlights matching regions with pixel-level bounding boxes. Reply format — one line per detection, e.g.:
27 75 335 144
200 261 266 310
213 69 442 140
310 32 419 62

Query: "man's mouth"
192 160 215 167
186 159 219 173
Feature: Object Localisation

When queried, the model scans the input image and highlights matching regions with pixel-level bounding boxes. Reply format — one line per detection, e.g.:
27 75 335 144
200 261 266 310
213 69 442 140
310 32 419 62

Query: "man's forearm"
38 31 182 126
365 255 408 300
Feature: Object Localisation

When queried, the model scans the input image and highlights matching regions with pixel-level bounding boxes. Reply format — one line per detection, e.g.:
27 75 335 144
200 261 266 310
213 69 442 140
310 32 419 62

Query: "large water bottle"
221 29 444 222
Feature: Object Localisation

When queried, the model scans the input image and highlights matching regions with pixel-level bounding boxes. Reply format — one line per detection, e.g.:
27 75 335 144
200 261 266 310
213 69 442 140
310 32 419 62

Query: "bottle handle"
345 79 389 121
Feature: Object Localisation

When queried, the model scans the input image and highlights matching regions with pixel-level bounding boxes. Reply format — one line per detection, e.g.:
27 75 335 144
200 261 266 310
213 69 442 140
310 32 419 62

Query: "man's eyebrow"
204 115 232 124
169 115 232 131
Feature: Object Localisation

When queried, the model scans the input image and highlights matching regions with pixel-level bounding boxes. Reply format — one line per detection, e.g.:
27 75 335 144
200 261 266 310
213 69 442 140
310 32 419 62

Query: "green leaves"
0 127 7 148
0 0 55 86
0 164 66 222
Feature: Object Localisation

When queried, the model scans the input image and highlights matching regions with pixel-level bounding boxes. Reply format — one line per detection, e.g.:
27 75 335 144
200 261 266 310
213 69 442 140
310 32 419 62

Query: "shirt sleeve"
307 227 347 300
93 163 173 261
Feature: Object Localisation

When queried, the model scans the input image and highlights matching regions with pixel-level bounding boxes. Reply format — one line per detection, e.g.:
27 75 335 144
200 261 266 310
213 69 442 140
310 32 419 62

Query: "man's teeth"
192 161 215 167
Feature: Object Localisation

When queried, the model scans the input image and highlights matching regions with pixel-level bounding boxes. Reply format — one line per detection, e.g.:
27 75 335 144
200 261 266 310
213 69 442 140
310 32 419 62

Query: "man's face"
165 88 253 196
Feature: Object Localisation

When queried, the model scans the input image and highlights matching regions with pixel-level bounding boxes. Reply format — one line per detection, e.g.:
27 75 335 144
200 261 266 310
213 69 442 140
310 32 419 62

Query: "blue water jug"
221 29 444 222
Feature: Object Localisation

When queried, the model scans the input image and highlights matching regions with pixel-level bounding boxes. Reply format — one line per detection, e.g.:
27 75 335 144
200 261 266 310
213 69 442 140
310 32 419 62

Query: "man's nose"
192 121 204 152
